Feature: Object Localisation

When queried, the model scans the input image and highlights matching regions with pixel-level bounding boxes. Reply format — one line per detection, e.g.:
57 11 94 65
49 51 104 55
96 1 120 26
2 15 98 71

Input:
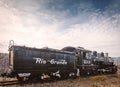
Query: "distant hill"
0 53 9 74
112 57 120 62
0 53 8 59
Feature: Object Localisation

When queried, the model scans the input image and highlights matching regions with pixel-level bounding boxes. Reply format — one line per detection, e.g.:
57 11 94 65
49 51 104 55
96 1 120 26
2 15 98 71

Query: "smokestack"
93 51 97 57
97 53 100 57
105 53 108 57
101 52 104 57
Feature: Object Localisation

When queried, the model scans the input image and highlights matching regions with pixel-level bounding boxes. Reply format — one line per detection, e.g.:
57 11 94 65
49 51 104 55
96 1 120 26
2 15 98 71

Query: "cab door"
75 50 82 66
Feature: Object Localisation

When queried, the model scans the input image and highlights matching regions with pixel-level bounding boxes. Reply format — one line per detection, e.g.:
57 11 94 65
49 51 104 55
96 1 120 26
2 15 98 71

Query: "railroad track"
0 77 72 86
0 80 18 86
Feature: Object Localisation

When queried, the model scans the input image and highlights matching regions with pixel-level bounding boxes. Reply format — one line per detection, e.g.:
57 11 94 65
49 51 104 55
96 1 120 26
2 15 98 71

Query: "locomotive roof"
11 45 75 55
62 46 76 52
62 46 91 52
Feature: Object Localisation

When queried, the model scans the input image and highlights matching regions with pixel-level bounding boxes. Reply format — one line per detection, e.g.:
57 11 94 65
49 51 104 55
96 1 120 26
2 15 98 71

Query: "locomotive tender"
7 41 117 80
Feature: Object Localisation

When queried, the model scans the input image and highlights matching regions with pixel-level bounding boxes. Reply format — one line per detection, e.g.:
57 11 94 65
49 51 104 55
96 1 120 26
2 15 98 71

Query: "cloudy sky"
0 0 120 57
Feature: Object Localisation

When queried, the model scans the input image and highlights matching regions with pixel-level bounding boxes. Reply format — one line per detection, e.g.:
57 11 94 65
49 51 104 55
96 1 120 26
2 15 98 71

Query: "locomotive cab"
75 48 98 75
76 47 92 66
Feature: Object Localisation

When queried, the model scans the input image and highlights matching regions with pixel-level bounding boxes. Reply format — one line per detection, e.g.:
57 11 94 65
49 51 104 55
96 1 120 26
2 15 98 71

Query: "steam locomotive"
5 41 117 81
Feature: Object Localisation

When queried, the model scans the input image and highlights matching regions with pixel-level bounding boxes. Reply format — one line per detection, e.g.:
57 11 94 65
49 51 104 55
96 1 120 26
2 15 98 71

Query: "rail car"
2 41 117 81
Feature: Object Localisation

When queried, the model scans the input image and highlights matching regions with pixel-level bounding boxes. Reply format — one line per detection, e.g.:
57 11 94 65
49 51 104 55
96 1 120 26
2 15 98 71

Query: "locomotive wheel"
112 68 117 74
50 75 56 79
68 72 77 79
94 70 98 75
70 75 77 79
86 71 90 76
80 71 85 76
17 75 24 82
90 69 98 75
60 73 68 79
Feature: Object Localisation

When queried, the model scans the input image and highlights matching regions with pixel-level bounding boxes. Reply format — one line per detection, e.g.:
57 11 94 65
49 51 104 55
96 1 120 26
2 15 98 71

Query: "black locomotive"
6 41 117 81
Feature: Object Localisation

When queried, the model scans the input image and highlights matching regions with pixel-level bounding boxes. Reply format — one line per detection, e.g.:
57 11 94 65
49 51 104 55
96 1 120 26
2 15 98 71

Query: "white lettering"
49 59 67 65
33 58 47 64
33 58 67 65
83 60 91 64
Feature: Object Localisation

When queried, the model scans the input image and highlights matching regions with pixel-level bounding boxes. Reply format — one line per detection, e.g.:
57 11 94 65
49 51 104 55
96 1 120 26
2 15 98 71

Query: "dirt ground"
26 71 120 87
0 68 120 87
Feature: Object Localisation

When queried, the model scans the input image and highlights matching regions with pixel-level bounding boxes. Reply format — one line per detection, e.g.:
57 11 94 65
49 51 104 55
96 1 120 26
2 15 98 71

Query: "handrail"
9 40 14 49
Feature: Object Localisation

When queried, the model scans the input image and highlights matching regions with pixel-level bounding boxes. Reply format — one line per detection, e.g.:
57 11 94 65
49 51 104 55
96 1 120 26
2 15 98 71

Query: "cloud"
0 0 120 57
